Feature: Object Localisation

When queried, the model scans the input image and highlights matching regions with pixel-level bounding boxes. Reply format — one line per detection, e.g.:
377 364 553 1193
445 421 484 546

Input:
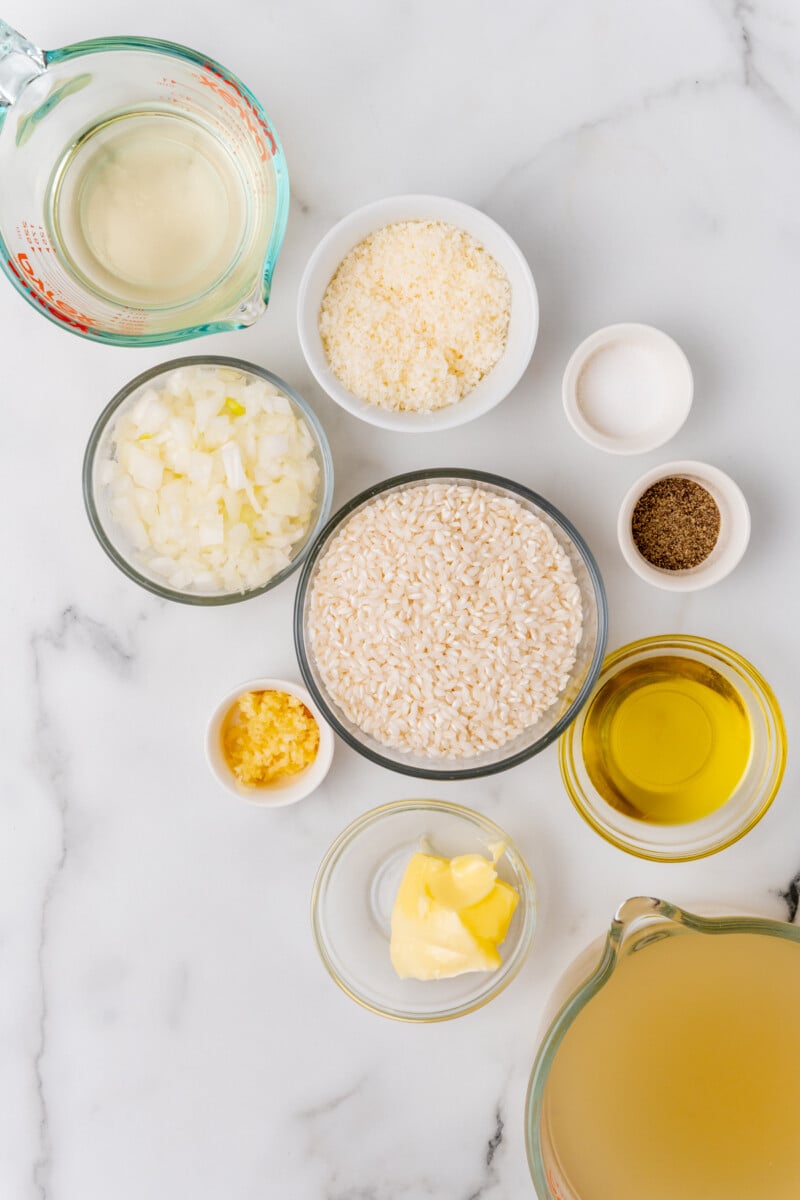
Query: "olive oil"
582 655 752 823
542 929 800 1200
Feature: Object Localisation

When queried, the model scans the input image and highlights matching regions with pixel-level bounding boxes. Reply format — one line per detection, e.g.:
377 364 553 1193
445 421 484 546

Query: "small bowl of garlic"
83 357 333 604
206 678 334 805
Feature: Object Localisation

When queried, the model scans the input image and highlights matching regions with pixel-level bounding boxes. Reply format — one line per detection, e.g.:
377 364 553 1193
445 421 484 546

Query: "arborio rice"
307 483 583 758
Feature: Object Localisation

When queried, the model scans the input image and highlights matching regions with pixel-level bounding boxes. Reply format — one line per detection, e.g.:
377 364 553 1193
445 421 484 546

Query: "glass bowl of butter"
311 799 536 1021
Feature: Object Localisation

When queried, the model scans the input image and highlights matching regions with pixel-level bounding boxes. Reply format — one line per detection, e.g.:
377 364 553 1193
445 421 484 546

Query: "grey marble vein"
482 3 800 215
729 0 800 126
464 1103 505 1200
484 1105 504 1169
735 0 757 85
298 1076 439 1200
28 605 142 1199
478 75 726 210
778 869 800 923
32 605 139 676
296 1079 366 1122
326 1183 435 1200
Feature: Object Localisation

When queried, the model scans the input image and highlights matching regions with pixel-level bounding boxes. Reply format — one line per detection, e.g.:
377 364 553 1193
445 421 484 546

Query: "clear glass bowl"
311 799 536 1022
0 29 289 346
559 634 787 861
525 897 800 1198
293 469 608 779
83 356 334 605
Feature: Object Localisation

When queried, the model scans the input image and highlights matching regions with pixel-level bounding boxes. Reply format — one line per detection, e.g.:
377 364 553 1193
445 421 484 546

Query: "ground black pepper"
631 476 720 570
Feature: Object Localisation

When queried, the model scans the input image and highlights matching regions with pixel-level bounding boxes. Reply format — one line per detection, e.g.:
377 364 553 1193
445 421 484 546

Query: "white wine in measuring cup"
0 25 288 342
46 107 249 308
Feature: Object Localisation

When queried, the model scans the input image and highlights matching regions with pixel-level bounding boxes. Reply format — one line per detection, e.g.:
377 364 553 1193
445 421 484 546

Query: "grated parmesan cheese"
318 220 511 413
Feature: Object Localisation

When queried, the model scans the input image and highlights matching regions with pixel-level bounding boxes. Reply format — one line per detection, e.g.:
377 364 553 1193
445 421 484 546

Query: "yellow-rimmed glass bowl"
559 634 786 862
311 800 536 1022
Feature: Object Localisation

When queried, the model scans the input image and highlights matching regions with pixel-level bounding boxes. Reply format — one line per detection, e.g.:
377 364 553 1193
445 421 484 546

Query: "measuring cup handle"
0 21 46 108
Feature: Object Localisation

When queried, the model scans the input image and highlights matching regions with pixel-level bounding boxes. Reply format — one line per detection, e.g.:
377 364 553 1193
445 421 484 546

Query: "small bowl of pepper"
206 678 334 805
617 460 750 591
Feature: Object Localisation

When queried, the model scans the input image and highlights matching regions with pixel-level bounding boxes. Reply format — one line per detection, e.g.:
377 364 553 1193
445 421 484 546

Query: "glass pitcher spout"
234 282 270 328
611 894 677 942
0 22 46 107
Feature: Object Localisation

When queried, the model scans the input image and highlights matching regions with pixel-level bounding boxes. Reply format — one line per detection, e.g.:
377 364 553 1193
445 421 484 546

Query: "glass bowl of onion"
83 357 334 604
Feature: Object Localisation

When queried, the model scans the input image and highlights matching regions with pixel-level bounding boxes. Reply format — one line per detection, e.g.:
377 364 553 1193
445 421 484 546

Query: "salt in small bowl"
562 323 693 454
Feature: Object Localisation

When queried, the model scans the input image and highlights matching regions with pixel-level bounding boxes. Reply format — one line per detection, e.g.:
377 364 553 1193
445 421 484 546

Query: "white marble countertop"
2 1 800 1196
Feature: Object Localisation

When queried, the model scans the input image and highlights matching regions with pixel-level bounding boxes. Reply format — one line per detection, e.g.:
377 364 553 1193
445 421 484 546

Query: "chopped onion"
102 366 320 593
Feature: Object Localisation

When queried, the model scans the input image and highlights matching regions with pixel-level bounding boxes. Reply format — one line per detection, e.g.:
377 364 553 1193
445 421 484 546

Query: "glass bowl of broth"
526 897 800 1200
559 634 786 861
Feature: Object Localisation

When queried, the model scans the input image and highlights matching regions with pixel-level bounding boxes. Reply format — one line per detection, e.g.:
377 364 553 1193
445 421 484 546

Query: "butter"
390 852 519 981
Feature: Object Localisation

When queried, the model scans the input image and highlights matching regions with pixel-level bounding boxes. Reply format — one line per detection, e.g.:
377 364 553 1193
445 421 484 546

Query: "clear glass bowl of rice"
294 468 607 779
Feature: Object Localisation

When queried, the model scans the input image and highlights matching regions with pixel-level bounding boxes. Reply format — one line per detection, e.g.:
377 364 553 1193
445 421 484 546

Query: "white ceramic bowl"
562 323 693 454
297 194 539 432
617 460 751 591
205 678 334 805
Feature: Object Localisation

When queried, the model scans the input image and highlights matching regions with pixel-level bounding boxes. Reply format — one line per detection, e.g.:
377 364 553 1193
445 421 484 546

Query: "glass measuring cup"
0 22 289 345
525 897 800 1199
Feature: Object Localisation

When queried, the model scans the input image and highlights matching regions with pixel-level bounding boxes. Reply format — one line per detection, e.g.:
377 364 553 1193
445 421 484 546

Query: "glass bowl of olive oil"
559 635 786 861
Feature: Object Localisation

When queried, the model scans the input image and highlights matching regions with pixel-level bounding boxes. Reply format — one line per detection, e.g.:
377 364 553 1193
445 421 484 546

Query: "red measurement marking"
546 1166 569 1200
194 64 277 162
8 252 95 332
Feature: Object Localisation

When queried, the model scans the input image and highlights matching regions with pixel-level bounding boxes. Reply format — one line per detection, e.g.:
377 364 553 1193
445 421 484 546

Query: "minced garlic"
223 690 319 786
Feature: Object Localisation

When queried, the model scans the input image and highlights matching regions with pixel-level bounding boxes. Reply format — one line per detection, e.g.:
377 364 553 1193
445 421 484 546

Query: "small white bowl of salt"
562 323 693 455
